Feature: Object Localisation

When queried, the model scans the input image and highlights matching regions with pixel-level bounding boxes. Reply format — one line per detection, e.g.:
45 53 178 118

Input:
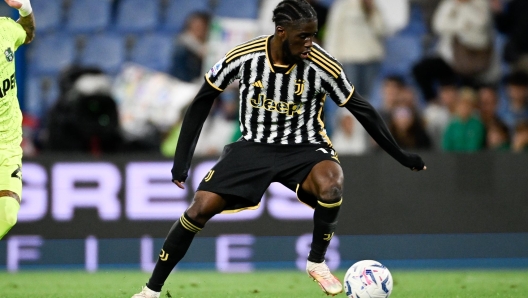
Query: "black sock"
147 212 203 292
308 198 341 263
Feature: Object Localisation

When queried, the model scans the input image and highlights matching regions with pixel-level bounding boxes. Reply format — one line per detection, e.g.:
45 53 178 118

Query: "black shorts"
197 141 340 212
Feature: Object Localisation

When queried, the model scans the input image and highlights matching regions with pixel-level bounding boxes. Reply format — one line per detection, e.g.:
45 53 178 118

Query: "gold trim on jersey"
220 202 261 214
285 64 297 74
317 95 333 147
338 86 356 107
225 38 267 58
318 198 343 208
265 36 275 72
225 38 267 63
226 46 266 63
308 49 342 78
205 74 224 91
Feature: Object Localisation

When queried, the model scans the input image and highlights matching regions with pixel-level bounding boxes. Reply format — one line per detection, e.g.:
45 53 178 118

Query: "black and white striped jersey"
205 35 355 146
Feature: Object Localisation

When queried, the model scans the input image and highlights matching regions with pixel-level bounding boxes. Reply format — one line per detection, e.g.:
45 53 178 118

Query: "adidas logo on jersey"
252 80 264 88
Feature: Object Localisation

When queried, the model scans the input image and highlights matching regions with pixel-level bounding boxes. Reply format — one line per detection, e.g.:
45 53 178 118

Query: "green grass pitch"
1 270 527 297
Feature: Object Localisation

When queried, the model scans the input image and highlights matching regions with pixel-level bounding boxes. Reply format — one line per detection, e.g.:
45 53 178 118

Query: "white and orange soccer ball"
344 260 393 298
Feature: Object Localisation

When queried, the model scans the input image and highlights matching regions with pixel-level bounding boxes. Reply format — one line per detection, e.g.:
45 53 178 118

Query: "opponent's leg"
132 191 226 298
301 160 344 296
0 190 21 240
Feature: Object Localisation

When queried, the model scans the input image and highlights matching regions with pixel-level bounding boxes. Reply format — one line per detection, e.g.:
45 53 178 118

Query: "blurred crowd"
10 0 528 157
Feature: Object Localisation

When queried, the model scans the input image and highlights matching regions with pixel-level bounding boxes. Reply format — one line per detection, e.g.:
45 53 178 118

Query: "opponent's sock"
146 212 203 292
308 198 342 263
0 196 20 240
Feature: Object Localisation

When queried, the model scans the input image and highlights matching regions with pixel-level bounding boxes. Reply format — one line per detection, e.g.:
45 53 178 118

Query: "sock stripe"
179 216 201 233
317 198 342 208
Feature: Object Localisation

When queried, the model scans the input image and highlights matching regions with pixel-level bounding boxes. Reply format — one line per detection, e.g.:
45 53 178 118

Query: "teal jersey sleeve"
0 17 27 50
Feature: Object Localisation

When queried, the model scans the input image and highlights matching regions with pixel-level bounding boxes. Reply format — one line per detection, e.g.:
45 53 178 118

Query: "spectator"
388 106 432 150
412 0 496 103
379 75 406 121
423 81 458 149
477 84 502 128
169 11 211 83
324 0 387 100
331 109 368 155
442 87 486 152
499 71 528 131
486 119 510 151
491 0 528 73
374 0 409 36
512 120 528 152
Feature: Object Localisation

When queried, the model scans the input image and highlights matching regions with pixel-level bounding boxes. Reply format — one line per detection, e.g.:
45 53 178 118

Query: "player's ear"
276 25 286 37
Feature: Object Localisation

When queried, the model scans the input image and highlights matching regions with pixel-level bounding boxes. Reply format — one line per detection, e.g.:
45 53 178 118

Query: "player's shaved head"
272 0 317 29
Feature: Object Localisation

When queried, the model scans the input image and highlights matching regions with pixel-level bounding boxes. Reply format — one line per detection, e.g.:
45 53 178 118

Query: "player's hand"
173 180 185 189
4 0 23 9
5 0 32 17
403 152 426 172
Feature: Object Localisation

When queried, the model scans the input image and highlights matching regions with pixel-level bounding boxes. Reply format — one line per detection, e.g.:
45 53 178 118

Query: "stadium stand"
115 0 161 33
32 0 62 34
65 0 112 34
162 0 211 33
382 34 423 77
29 33 76 76
79 34 126 75
25 76 60 117
214 0 259 19
130 33 174 72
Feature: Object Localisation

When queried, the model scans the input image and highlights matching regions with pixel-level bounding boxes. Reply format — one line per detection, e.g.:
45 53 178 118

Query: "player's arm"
5 0 35 44
342 90 426 171
171 82 221 187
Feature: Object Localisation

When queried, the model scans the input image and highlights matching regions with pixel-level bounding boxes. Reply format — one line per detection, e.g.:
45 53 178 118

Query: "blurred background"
0 0 527 273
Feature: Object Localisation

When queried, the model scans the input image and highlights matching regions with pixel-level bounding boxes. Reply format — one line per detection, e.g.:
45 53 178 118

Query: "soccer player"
133 1 426 297
0 0 35 240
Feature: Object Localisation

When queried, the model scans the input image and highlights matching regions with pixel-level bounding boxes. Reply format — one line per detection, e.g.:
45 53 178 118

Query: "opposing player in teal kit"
0 0 35 239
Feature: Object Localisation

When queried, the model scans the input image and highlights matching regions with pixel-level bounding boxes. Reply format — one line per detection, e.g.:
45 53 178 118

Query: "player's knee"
317 183 343 204
0 196 19 227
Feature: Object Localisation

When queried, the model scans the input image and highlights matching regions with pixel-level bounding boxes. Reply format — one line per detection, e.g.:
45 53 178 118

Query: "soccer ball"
344 260 393 298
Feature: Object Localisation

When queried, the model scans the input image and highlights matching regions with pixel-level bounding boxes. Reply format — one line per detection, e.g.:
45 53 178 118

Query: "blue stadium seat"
162 0 211 33
130 34 174 72
318 0 337 8
25 75 60 118
398 4 427 36
116 0 161 33
32 0 63 34
381 34 423 76
80 34 126 74
65 0 112 33
215 0 259 19
29 34 76 75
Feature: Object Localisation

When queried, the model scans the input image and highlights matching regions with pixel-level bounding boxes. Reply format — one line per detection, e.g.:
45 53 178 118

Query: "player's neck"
269 36 288 66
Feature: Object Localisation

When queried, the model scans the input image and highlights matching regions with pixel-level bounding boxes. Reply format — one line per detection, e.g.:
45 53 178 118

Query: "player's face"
283 21 318 62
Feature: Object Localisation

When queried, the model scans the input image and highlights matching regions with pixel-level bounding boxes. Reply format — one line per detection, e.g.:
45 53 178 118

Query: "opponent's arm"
5 0 35 44
171 82 221 186
342 91 426 171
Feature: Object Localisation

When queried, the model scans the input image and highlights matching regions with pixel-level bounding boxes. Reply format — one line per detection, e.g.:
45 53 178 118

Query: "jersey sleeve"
325 69 355 106
309 46 355 105
0 17 27 49
204 54 243 91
